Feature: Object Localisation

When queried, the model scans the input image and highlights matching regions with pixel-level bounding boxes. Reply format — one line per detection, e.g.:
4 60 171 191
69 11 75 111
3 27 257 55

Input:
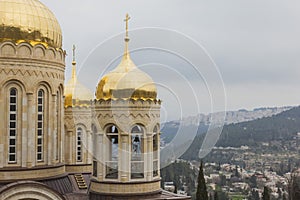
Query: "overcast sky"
41 0 300 120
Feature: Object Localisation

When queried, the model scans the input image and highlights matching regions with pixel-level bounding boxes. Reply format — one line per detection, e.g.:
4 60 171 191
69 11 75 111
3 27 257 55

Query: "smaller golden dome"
95 14 157 100
95 55 157 100
64 46 93 107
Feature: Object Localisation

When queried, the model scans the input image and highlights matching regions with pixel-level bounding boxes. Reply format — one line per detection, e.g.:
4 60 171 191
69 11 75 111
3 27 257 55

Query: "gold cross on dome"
124 13 131 37
72 44 76 62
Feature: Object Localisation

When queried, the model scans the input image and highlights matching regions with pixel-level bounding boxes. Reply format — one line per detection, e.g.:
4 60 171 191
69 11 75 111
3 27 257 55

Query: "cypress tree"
196 161 208 200
262 186 270 200
214 191 219 200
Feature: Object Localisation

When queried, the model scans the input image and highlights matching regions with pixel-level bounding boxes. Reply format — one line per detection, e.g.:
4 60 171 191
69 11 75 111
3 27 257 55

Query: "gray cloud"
41 0 300 119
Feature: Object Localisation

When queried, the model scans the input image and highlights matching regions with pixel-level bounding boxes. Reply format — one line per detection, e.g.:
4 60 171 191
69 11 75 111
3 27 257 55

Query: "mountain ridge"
161 106 293 144
181 106 300 161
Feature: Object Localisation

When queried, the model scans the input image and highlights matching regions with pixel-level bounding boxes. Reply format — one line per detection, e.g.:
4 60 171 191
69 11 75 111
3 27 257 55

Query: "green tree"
219 174 226 186
234 165 240 177
249 175 257 188
214 191 219 200
196 161 208 200
250 189 259 200
262 186 270 200
288 172 300 200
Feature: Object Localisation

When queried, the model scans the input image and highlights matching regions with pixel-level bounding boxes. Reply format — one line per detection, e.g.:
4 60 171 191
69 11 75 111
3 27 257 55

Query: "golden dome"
95 55 157 100
0 0 62 48
65 46 93 107
95 15 157 100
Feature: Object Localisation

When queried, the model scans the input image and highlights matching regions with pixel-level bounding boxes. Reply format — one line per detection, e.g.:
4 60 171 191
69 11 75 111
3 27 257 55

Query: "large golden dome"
0 0 62 48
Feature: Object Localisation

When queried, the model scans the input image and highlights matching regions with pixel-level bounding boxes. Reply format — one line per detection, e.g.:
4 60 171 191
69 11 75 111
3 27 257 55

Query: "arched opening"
0 181 65 200
105 125 118 179
131 124 144 179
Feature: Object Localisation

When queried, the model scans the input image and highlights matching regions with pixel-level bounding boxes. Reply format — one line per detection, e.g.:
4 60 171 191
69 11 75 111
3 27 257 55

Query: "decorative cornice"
0 41 65 66
94 98 161 105
0 67 64 81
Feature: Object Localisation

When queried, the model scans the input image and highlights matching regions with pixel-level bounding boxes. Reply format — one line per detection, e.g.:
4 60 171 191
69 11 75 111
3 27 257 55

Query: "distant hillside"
161 106 292 144
181 106 300 160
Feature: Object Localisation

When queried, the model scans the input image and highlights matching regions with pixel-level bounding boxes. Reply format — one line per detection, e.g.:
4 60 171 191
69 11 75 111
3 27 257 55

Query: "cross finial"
124 13 131 38
72 44 76 62
71 44 77 81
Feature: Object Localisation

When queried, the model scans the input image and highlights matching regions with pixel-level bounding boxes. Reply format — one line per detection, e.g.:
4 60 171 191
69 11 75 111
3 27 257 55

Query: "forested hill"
182 106 300 160
161 106 291 144
217 105 300 146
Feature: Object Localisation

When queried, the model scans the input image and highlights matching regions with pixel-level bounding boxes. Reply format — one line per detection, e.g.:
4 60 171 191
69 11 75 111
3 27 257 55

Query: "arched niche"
0 181 65 200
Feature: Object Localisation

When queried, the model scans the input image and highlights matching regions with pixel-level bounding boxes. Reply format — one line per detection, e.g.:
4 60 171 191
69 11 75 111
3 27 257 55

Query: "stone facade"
64 105 93 173
0 42 65 177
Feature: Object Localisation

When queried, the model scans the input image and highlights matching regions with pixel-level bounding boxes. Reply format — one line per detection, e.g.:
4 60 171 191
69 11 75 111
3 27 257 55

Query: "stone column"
97 134 104 181
0 92 4 168
121 132 129 182
52 94 57 164
21 95 28 167
66 130 73 164
60 96 64 163
158 131 161 177
26 93 34 167
146 132 153 181
88 130 94 164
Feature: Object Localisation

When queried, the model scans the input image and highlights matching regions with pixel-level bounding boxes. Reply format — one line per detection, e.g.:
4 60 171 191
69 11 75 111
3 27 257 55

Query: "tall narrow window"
131 125 144 179
105 125 118 179
8 88 17 163
37 89 44 161
76 127 83 162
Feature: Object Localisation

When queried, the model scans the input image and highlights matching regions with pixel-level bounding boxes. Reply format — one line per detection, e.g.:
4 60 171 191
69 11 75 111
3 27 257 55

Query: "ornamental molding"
0 41 65 65
0 67 64 81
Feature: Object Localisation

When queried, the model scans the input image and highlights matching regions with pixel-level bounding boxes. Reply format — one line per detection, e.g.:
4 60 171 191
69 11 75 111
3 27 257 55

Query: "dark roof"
41 175 73 195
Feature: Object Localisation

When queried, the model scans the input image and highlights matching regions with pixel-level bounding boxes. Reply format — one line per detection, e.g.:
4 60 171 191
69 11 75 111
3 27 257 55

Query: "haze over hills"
161 106 293 144
182 105 300 163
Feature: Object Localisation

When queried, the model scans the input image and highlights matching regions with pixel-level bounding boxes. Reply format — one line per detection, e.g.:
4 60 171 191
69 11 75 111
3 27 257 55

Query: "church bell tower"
89 14 162 199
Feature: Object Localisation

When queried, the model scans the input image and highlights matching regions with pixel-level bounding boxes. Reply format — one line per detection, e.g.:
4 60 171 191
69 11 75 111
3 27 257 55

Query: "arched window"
76 127 83 162
37 89 44 161
131 125 144 179
105 125 118 179
153 125 159 177
8 88 17 163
